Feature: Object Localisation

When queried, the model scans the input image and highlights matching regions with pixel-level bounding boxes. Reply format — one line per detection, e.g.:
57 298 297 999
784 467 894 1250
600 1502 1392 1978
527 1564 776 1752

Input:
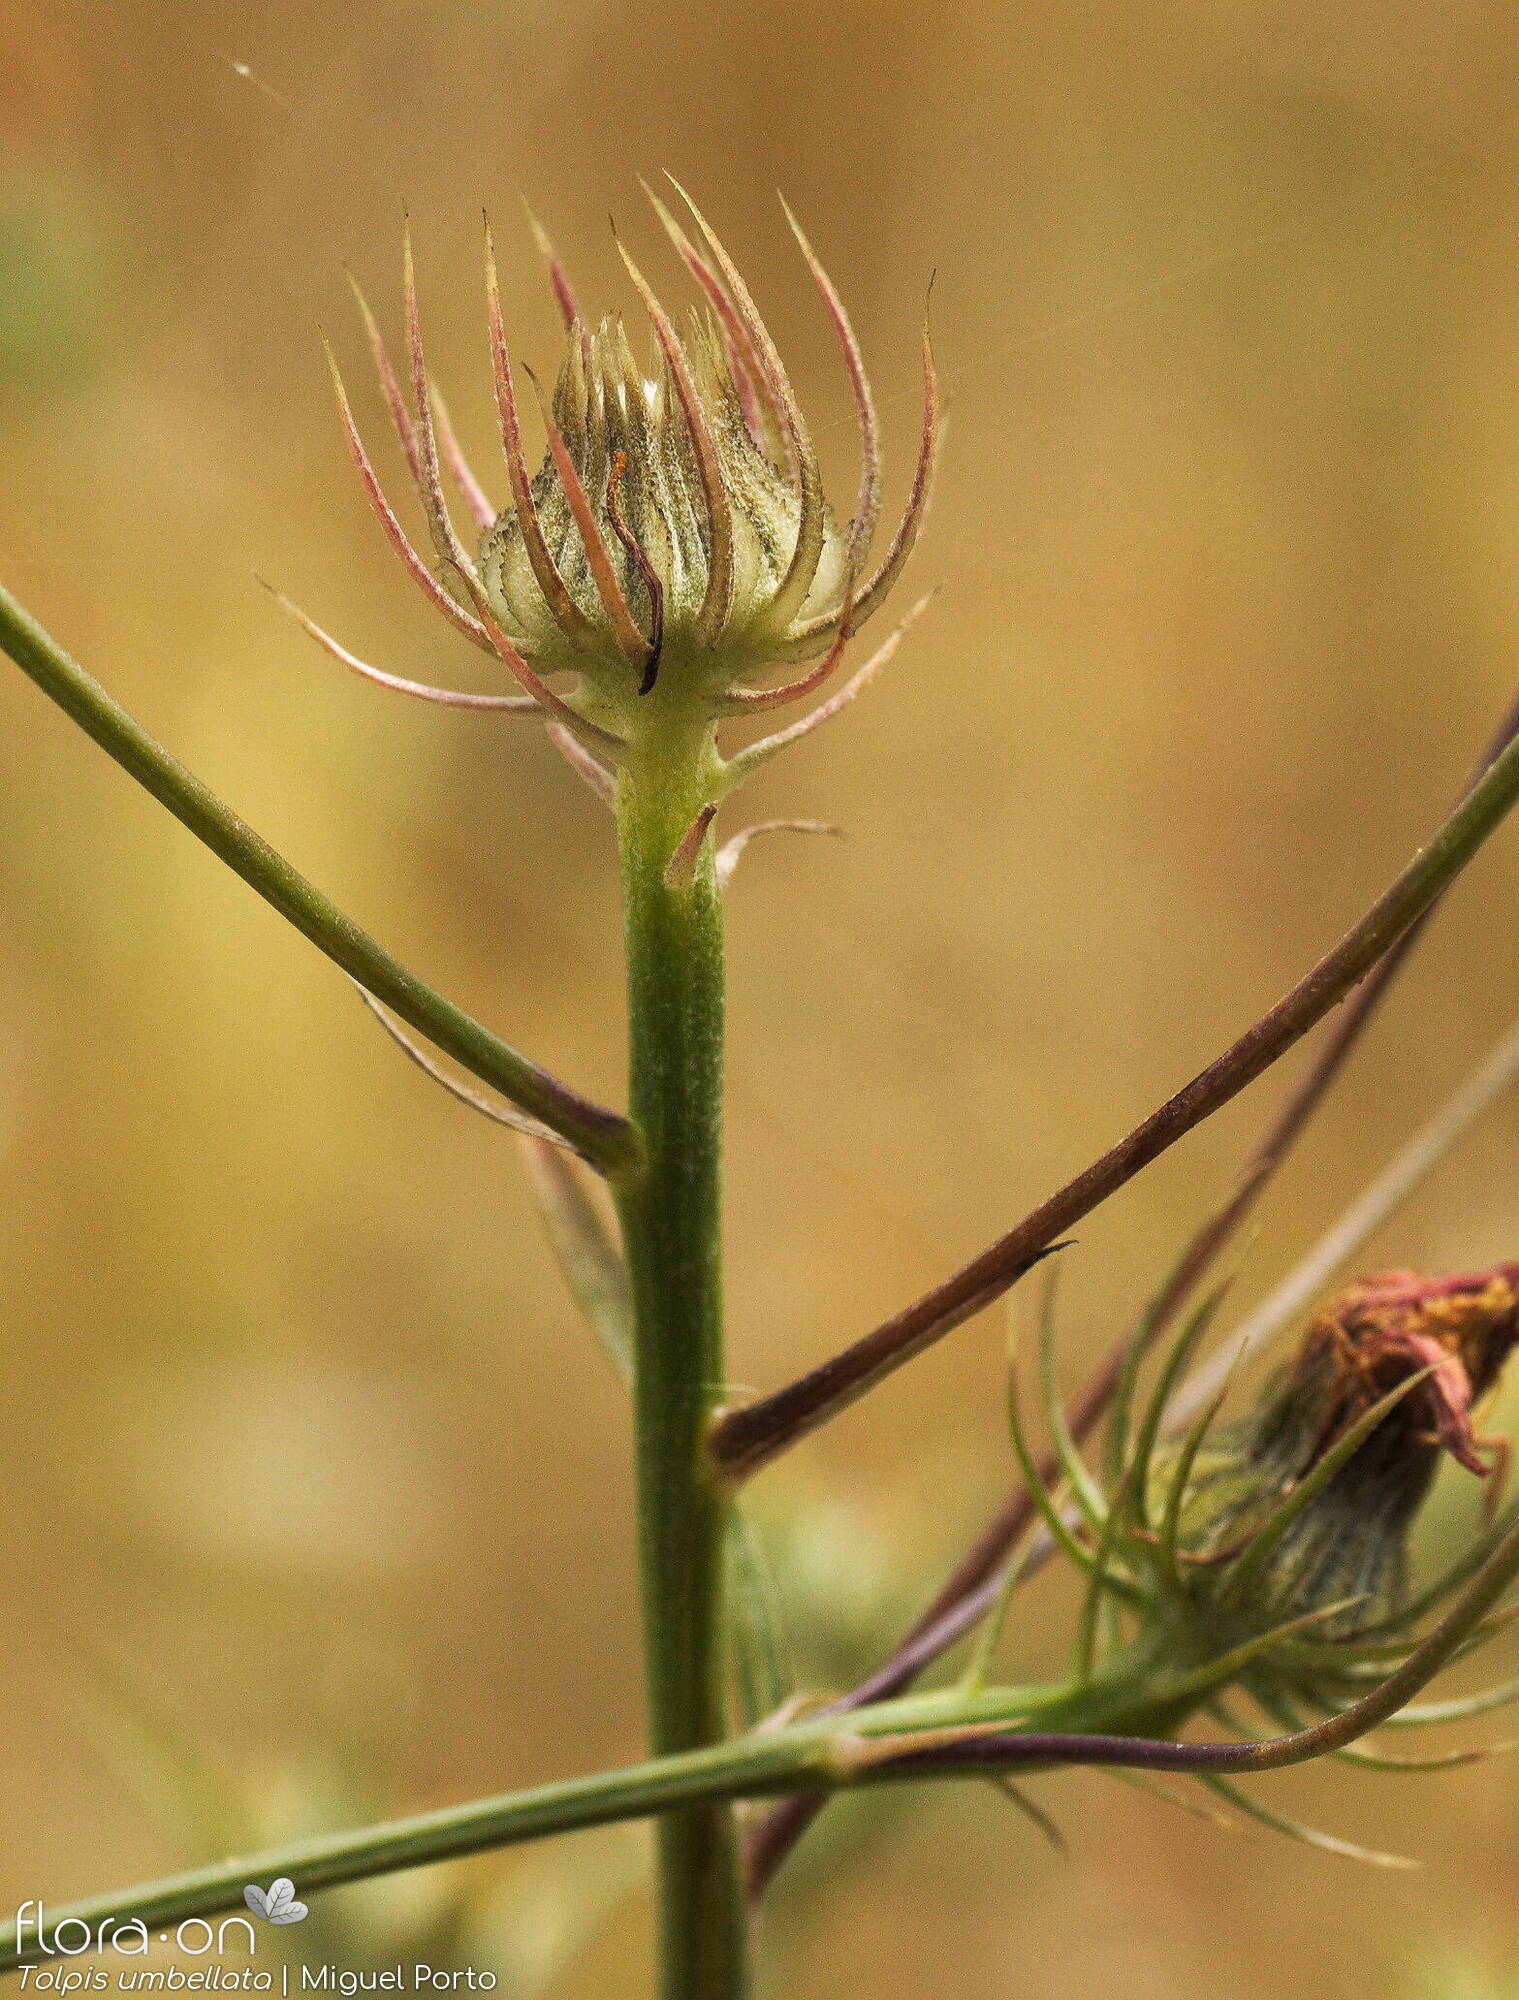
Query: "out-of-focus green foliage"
0 166 102 391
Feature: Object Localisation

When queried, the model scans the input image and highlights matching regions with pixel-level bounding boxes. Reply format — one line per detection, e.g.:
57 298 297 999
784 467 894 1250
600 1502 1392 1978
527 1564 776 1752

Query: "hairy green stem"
612 714 747 1999
0 584 635 1169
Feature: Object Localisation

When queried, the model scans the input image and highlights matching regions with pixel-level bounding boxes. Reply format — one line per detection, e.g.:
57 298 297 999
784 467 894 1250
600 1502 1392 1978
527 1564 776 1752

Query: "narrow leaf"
726 1513 793 1729
519 1137 633 1384
1197 1774 1415 1868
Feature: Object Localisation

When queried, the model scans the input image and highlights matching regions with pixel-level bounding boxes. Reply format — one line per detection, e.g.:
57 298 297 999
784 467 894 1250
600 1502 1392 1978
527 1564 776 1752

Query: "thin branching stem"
711 697 1519 1479
1176 1014 1519 1422
0 583 636 1170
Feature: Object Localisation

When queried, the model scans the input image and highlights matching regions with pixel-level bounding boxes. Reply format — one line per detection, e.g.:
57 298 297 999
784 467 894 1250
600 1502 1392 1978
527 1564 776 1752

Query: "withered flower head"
1011 1259 1519 1741
1156 1264 1519 1645
1002 1261 1519 1858
275 187 937 781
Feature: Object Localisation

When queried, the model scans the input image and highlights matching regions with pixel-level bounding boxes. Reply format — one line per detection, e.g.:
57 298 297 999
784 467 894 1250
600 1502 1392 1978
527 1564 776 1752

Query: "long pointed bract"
466 580 626 751
781 198 882 567
715 819 840 889
264 583 537 711
485 221 594 648
347 272 424 491
722 594 932 784
617 237 735 643
643 182 787 465
356 988 571 1149
798 322 938 641
721 563 857 714
667 180 826 625
527 367 651 669
324 340 494 652
546 720 617 805
523 200 585 337
429 378 496 531
401 227 483 595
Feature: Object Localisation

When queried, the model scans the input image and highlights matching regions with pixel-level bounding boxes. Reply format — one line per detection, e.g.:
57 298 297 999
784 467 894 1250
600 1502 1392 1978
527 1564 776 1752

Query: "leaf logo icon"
243 1878 309 1925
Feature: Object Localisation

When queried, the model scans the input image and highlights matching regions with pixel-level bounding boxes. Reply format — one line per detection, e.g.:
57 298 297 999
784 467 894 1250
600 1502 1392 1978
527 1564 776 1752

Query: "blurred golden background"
3 2 1519 1994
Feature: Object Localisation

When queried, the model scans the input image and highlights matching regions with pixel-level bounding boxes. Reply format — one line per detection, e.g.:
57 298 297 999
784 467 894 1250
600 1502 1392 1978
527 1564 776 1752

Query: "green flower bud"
286 189 937 783
473 190 935 742
480 309 851 703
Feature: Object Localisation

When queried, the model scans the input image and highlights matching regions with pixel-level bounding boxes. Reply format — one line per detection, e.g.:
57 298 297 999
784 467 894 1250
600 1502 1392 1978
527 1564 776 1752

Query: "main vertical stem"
613 724 749 2000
